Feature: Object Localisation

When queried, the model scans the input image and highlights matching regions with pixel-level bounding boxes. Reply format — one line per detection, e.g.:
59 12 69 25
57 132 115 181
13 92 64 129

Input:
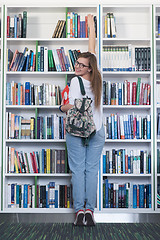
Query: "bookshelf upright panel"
101 5 154 212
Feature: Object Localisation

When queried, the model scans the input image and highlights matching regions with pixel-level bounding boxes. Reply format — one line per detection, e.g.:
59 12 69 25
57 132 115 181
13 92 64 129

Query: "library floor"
0 213 160 240
0 222 160 240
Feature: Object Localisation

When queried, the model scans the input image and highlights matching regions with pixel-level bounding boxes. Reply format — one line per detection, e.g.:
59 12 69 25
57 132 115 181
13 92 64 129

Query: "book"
52 20 61 38
22 11 27 38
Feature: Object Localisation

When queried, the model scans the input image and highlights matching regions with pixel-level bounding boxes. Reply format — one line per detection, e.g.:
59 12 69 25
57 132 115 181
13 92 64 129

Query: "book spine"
14 15 17 38
23 11 27 38
7 16 10 38
40 47 44 72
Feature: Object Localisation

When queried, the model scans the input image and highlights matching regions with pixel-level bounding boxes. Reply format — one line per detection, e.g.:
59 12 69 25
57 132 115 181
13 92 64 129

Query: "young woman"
59 15 105 226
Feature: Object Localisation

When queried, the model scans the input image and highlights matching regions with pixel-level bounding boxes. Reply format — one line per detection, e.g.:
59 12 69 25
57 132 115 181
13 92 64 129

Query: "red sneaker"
85 209 96 226
74 210 85 226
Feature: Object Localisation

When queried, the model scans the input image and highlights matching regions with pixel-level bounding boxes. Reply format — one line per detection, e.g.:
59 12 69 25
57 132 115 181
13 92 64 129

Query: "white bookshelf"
2 4 99 212
154 4 160 212
1 3 159 216
100 4 153 211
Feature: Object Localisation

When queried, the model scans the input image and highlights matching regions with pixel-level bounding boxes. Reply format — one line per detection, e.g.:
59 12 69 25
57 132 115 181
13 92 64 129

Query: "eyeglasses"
75 60 89 68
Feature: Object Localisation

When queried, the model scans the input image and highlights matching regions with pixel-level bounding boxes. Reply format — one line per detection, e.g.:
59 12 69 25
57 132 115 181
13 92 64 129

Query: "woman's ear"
88 68 92 72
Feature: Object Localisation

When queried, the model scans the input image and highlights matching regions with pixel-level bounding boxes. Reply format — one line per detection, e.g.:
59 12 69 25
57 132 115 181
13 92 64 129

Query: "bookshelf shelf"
102 71 151 75
101 209 154 213
6 71 75 75
102 38 150 44
6 105 60 109
5 173 72 177
7 38 91 42
104 140 151 143
103 105 151 109
4 208 74 213
102 174 152 177
6 139 66 143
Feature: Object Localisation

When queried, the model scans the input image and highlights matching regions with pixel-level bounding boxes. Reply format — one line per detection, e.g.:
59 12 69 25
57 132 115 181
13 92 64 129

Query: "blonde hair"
78 52 102 108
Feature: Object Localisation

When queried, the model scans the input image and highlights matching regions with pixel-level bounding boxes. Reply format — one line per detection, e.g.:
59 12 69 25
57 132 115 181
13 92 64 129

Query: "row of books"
66 12 97 38
103 45 151 72
6 113 66 140
103 179 152 209
52 20 66 38
8 182 73 209
103 79 151 105
7 46 80 72
103 149 151 174
7 147 69 174
103 114 151 140
104 12 116 38
7 11 27 38
6 81 62 106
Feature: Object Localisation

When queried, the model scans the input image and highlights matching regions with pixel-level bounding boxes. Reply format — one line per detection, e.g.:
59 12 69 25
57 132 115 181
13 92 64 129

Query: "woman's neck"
78 73 91 81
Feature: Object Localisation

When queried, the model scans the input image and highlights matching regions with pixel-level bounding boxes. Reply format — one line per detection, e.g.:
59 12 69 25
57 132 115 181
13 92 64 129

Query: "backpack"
65 76 96 146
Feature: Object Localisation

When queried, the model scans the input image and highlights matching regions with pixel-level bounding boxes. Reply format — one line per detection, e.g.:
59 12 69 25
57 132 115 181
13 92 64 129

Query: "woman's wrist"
59 105 64 113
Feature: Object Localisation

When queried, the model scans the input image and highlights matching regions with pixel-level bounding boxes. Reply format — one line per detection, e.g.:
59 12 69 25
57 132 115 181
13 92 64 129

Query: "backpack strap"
77 76 86 96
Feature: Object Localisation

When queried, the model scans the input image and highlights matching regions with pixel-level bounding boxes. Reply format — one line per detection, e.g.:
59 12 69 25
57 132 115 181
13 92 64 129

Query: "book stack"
104 113 151 140
103 149 151 174
7 147 69 174
7 182 73 208
7 11 27 38
104 12 116 38
103 45 151 72
6 113 66 140
103 78 151 105
6 81 62 106
103 179 152 209
67 12 97 38
7 46 81 72
52 20 66 38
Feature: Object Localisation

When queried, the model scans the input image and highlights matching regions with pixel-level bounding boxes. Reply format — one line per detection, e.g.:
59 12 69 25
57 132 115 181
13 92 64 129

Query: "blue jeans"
66 126 105 212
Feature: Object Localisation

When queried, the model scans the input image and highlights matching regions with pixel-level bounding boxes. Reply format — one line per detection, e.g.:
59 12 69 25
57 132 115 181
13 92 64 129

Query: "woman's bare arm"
88 14 96 54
